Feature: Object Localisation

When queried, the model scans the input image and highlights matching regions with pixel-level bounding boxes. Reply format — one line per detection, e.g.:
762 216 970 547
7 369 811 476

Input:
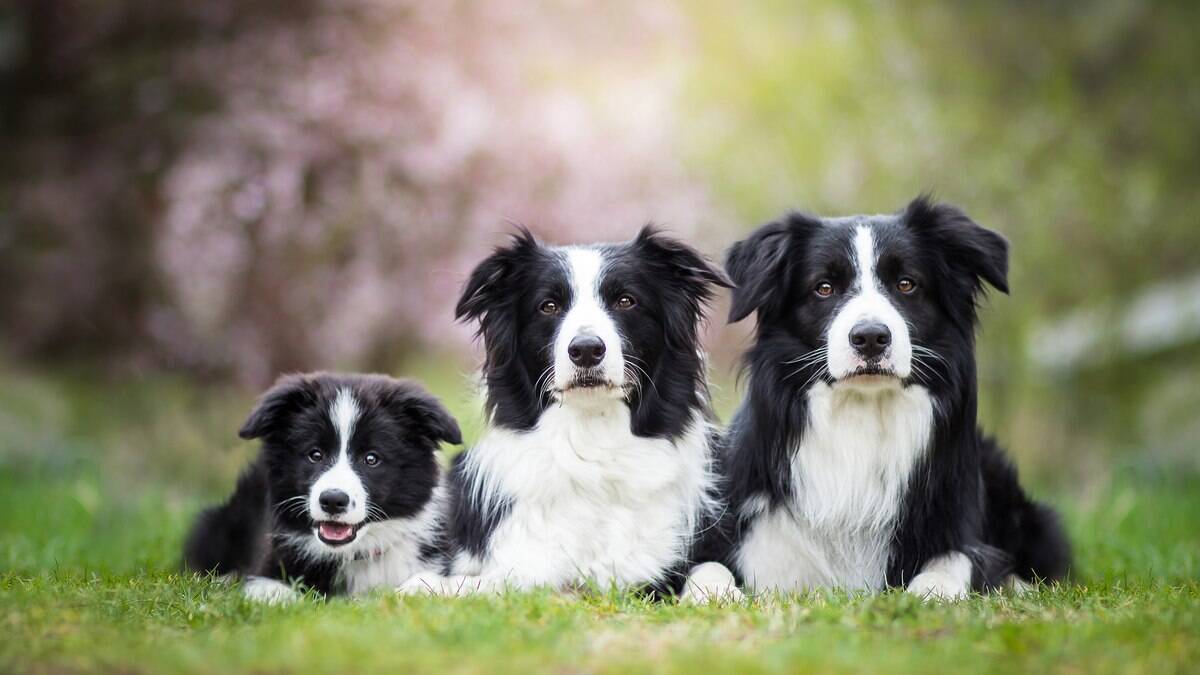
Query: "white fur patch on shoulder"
242 576 300 604
906 551 973 601
679 562 745 604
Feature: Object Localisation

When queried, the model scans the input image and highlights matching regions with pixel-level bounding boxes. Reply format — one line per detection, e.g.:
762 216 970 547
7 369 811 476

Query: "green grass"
1 366 1198 674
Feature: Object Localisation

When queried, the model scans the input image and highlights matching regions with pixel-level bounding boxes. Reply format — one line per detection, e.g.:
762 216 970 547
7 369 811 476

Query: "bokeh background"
2 0 1198 577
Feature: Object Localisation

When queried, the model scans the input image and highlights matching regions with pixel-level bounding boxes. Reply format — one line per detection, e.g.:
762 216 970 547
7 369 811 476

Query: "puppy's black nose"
850 322 891 359
567 335 606 368
318 489 350 515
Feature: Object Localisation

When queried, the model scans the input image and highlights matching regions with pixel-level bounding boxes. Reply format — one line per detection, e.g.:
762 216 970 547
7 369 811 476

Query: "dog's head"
726 196 1007 393
239 373 461 553
456 226 730 436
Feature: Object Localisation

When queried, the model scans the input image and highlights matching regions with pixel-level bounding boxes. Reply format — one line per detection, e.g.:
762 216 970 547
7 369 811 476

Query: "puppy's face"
457 227 729 431
727 197 1008 391
239 374 461 553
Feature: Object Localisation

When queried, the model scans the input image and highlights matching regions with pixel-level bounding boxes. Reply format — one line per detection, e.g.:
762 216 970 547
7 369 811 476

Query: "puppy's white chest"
738 384 933 593
463 405 714 588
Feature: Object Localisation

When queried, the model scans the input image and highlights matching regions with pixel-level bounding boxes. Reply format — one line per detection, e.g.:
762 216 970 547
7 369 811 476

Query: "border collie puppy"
707 197 1069 599
184 372 462 603
400 227 733 597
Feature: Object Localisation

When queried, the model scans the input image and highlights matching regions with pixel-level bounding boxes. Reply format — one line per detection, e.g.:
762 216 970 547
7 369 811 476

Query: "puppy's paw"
679 562 746 605
243 576 300 604
397 572 489 596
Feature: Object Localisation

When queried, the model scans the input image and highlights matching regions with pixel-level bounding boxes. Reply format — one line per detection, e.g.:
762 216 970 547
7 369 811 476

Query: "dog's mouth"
564 373 618 391
843 364 898 380
315 521 360 546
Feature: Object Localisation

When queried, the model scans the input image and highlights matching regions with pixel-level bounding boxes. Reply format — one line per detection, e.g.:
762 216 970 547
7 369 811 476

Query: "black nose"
850 322 891 359
318 489 350 515
567 335 606 368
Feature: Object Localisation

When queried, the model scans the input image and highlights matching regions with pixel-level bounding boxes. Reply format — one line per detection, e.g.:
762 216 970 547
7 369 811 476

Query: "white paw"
906 551 972 601
243 576 300 604
679 562 746 605
397 572 491 596
1004 575 1033 595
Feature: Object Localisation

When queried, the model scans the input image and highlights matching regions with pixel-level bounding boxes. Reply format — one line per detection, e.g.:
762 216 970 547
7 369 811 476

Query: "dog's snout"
318 489 350 515
850 322 891 359
567 335 606 368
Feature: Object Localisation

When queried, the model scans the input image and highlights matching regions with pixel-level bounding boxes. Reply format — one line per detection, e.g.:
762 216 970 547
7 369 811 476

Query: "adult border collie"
400 226 733 597
184 372 462 602
706 197 1069 599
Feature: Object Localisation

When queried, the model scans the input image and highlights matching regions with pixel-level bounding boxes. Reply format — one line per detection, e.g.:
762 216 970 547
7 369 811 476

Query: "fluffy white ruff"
906 551 973 601
448 403 717 592
736 381 934 593
679 562 745 604
276 485 445 597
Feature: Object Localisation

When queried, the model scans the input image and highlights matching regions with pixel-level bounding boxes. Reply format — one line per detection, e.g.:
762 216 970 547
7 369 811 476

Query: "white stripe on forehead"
853 226 878 292
565 247 604 301
330 388 361 454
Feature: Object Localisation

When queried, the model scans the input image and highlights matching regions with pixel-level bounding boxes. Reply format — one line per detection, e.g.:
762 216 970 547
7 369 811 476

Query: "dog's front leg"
906 551 973 601
679 562 746 604
242 575 301 604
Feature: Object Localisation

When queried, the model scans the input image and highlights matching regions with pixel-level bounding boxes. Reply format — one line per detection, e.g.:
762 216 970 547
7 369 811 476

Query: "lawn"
1 365 1197 674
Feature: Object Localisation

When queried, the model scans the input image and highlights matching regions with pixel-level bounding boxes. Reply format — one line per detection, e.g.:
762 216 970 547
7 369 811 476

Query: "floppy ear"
238 374 318 440
725 214 817 323
380 380 463 447
634 225 732 299
455 228 540 323
903 196 1009 295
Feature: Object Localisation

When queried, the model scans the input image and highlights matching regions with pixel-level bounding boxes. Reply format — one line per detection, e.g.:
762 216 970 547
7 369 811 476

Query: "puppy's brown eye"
615 294 637 310
307 449 323 463
363 452 380 467
815 282 834 298
539 300 560 315
897 278 916 294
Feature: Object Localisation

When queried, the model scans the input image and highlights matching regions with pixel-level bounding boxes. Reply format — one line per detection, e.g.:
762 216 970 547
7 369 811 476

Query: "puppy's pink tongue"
319 522 354 542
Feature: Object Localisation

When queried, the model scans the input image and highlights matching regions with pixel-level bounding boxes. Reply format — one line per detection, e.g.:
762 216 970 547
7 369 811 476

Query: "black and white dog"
400 227 734 597
184 373 462 602
705 197 1070 599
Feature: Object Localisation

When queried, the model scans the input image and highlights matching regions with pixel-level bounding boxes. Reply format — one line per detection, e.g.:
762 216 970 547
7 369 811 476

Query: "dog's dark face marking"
239 373 461 550
455 226 730 437
727 196 1008 393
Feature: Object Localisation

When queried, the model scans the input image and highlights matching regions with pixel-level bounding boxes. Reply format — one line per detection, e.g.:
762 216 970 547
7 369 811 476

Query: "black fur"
701 196 1070 591
183 372 461 596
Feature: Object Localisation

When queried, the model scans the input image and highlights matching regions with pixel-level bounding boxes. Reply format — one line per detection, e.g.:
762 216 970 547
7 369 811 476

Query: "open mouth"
315 521 360 546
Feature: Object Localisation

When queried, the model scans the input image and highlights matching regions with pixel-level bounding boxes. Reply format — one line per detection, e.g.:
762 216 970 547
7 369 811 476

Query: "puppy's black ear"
380 380 463 447
455 228 540 323
904 195 1009 294
634 225 732 299
238 374 318 440
725 214 816 323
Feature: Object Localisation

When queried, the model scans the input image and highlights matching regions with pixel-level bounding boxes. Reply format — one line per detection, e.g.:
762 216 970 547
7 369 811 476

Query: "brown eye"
363 452 380 467
815 282 834 298
615 294 637 310
307 449 324 463
897 278 916 294
539 299 560 315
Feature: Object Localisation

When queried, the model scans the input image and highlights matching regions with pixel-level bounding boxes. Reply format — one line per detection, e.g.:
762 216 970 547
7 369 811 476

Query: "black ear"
903 196 1009 294
455 228 540 323
725 213 817 323
634 225 732 299
380 380 463 447
238 374 318 440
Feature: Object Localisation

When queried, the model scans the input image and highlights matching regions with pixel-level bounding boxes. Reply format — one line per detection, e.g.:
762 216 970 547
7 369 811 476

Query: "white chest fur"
454 401 716 589
737 382 934 593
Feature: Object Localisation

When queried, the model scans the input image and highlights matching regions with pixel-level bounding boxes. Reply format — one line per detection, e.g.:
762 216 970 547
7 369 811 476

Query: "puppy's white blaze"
826 226 913 380
907 551 973 600
554 248 626 392
309 388 367 524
